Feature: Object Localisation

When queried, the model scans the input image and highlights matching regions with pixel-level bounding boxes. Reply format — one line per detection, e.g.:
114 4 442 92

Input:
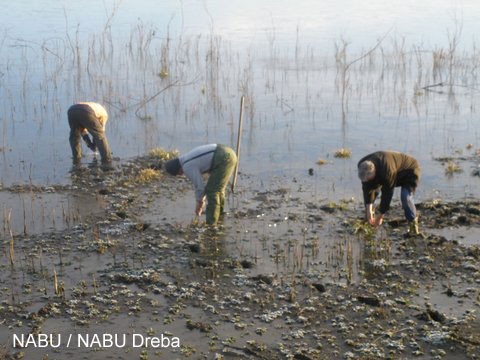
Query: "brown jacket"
358 151 420 214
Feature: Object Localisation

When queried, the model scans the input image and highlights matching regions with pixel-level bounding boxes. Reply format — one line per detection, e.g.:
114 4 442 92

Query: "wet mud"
0 155 479 359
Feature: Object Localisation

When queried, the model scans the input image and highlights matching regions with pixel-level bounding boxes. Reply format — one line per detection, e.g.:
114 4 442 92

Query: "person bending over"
67 102 112 165
358 150 421 235
164 144 237 225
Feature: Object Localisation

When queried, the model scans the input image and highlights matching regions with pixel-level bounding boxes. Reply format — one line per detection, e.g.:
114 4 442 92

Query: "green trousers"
205 145 237 225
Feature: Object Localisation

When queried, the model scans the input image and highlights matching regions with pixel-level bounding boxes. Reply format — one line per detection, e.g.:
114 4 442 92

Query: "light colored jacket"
180 144 217 201
77 102 109 133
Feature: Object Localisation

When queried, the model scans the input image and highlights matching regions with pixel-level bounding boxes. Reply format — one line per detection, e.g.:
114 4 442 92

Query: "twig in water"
121 77 199 119
422 82 445 90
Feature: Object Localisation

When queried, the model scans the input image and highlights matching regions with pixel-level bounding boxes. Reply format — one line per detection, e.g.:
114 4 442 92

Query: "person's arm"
379 186 394 215
362 182 377 204
362 183 377 224
196 196 206 216
99 113 108 132
81 130 96 151
182 163 206 214
91 137 97 151
98 105 108 131
365 203 375 225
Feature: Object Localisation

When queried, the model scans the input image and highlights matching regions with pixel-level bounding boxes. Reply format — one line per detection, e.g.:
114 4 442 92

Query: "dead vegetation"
334 148 352 158
135 168 161 183
148 148 179 160
445 161 462 175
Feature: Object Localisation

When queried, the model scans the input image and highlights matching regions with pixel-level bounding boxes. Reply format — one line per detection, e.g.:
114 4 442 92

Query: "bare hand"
195 200 205 216
373 214 384 227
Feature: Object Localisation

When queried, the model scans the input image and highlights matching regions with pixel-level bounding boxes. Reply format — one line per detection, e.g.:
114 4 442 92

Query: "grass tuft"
445 161 462 175
334 148 352 158
136 169 161 183
148 148 179 160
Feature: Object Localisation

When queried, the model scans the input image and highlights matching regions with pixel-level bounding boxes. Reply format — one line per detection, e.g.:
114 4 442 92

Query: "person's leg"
401 186 421 235
205 146 237 225
400 187 416 221
68 110 83 162
219 191 225 215
205 192 221 225
88 126 112 164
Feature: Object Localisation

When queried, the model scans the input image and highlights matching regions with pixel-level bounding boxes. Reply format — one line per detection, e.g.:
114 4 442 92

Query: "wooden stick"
53 268 59 295
231 96 245 193
8 210 14 267
422 82 445 90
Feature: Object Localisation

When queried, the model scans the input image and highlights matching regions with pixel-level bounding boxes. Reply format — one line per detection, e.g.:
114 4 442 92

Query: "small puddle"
0 191 107 236
430 226 480 246
413 281 479 319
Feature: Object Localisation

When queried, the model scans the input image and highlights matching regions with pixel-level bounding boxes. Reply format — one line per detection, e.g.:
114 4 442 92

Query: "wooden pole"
231 96 245 193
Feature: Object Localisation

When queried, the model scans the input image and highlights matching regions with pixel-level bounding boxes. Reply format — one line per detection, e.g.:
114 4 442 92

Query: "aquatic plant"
148 148 179 160
351 219 375 237
445 161 462 175
334 148 352 158
136 169 161 183
316 159 328 165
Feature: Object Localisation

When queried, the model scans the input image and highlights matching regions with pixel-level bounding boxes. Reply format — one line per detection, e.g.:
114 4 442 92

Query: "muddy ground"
0 154 479 360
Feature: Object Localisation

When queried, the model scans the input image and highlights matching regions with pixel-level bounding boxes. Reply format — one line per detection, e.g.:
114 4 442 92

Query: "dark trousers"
67 105 112 164
400 187 416 221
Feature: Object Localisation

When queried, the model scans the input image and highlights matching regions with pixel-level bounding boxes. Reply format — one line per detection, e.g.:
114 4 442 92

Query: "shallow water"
0 191 106 236
431 226 480 246
1 0 480 198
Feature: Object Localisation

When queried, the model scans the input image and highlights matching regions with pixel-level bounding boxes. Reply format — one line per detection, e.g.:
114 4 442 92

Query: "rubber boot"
408 217 425 238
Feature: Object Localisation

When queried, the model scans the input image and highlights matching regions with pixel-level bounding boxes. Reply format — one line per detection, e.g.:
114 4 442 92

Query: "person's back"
77 102 109 130
358 151 419 189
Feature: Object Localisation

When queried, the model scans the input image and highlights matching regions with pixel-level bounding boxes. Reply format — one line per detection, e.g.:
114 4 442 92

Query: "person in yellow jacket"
67 102 112 164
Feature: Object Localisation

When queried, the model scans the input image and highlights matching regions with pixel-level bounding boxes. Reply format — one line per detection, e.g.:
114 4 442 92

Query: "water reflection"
1 1 479 199
0 187 106 237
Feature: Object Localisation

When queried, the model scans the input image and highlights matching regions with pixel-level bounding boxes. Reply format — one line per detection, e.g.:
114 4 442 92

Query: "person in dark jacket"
357 151 421 235
164 144 237 225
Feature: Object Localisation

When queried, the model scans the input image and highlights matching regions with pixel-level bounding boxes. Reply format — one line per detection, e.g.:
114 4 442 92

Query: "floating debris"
334 148 352 158
445 161 462 175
